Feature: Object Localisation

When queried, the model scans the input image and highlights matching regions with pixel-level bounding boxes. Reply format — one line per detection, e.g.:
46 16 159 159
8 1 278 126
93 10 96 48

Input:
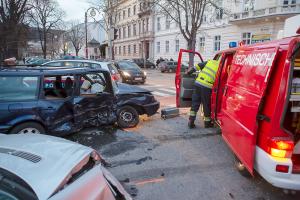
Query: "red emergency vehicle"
175 32 300 190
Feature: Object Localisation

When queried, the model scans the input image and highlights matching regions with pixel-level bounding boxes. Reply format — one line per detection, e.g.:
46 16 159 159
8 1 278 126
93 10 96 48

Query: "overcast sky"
57 0 91 22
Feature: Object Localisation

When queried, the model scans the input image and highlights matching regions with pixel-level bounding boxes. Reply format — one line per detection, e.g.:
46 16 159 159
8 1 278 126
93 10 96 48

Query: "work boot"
188 120 196 129
204 121 213 128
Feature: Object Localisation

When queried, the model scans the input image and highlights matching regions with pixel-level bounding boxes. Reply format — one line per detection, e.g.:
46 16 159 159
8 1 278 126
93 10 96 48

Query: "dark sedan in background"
114 61 147 84
132 59 156 69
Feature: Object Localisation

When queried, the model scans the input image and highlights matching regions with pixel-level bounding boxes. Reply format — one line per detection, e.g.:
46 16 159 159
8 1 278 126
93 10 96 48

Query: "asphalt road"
68 69 300 200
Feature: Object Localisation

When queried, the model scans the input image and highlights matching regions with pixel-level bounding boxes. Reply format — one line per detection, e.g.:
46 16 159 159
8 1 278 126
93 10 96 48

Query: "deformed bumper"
255 146 300 190
143 101 160 116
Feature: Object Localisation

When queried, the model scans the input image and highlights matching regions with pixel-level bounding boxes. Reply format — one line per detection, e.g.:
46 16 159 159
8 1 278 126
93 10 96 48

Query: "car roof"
0 134 95 200
45 59 111 65
0 66 109 76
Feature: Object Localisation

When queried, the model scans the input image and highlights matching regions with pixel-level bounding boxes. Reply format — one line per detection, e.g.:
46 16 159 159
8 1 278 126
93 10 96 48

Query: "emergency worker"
186 59 220 128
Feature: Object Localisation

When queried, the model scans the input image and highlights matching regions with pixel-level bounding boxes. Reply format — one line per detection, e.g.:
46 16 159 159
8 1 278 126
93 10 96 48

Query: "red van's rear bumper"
255 146 300 190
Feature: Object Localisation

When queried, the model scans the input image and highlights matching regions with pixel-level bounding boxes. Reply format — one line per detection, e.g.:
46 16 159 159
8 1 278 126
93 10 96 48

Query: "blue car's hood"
117 83 151 94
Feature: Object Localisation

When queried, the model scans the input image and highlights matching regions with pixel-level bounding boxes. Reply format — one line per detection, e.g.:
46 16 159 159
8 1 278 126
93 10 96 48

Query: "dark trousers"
189 84 212 121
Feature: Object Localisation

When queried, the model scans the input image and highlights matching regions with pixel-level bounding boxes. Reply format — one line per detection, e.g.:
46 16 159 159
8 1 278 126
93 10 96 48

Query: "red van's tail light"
268 138 294 158
111 74 119 81
276 165 289 173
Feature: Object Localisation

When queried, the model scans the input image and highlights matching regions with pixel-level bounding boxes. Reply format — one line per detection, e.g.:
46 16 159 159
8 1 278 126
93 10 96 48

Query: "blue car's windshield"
0 76 39 101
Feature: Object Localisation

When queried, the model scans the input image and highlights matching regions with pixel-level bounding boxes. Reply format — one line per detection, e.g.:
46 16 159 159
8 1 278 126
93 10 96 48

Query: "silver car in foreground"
0 134 132 200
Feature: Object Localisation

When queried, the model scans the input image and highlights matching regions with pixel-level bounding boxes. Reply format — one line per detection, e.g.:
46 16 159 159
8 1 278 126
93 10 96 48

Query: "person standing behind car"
186 60 220 129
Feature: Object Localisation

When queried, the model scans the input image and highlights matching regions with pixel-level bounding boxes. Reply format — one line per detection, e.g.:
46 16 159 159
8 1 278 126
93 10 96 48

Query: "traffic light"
114 28 118 40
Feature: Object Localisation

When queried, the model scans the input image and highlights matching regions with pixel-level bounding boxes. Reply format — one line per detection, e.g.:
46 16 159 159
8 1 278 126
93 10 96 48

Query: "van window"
46 62 63 67
43 75 74 99
107 63 118 75
0 76 39 101
65 62 83 67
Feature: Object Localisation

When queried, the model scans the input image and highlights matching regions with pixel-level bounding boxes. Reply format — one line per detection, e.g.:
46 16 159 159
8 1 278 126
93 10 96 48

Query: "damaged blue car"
0 67 159 135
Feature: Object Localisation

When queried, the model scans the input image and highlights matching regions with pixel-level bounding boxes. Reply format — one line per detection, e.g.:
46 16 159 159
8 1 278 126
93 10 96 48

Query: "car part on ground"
0 134 132 200
161 107 180 120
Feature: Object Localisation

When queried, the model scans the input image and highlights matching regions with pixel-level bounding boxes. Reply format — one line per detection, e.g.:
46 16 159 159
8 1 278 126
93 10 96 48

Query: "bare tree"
28 0 65 58
154 0 230 66
67 21 85 56
0 0 30 60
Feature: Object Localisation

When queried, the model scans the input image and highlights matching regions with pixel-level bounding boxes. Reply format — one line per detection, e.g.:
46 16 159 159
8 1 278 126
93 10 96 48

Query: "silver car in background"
0 134 132 200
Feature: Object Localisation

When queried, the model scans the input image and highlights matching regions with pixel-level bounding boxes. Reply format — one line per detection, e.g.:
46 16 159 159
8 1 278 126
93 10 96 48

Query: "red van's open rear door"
220 47 279 175
175 49 203 107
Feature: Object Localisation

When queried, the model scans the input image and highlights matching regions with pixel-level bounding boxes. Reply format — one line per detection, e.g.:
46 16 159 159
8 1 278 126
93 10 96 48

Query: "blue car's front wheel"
117 106 139 128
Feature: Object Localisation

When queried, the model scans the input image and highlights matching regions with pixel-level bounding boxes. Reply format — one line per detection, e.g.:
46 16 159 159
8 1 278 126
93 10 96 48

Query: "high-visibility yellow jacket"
195 60 220 89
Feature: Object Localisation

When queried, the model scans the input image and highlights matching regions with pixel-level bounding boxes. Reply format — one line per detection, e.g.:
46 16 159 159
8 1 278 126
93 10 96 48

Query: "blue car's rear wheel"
10 122 45 134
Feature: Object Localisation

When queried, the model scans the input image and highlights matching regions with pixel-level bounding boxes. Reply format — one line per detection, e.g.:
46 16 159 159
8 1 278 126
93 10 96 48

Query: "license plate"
135 77 142 80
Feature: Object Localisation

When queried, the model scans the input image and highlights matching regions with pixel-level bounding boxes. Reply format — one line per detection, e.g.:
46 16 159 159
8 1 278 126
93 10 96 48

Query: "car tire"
234 156 251 177
117 106 139 128
10 122 45 134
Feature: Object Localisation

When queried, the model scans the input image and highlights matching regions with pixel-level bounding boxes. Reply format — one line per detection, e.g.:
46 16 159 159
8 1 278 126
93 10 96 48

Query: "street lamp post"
85 7 98 59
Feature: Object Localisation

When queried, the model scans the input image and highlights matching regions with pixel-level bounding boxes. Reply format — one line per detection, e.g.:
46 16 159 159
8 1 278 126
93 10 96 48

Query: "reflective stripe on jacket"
195 60 220 89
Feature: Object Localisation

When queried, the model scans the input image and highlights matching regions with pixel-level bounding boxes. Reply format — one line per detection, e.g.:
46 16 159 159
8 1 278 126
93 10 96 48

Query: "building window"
157 42 160 53
128 45 131 54
128 7 131 17
216 9 223 20
242 32 251 44
123 10 126 19
133 24 137 36
214 35 221 51
166 15 170 29
134 44 136 53
139 21 141 35
128 25 131 37
119 46 121 55
165 41 169 53
139 43 142 53
119 12 121 21
119 29 121 39
115 47 117 55
175 39 180 52
133 5 136 15
123 46 126 55
199 37 205 52
94 48 97 54
142 19 145 33
157 17 161 31
123 27 126 38
146 18 149 32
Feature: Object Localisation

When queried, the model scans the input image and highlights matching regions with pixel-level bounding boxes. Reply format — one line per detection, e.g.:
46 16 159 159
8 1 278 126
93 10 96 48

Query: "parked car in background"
0 134 132 200
132 58 156 69
114 61 147 84
0 67 117 135
43 59 121 82
158 61 188 73
115 82 160 128
29 58 50 65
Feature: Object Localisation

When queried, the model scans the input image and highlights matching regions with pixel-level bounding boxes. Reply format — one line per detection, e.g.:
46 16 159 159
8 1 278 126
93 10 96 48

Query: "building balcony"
139 31 154 40
229 3 300 23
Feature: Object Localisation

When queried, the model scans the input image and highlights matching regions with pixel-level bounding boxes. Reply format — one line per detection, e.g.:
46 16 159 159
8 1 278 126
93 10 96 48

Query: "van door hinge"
257 114 271 122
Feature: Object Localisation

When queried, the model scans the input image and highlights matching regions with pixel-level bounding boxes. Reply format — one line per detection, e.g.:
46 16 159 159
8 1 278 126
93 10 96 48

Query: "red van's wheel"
234 156 251 177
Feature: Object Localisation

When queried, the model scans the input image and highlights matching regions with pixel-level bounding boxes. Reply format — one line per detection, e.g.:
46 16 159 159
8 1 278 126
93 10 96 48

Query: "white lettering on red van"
233 52 276 67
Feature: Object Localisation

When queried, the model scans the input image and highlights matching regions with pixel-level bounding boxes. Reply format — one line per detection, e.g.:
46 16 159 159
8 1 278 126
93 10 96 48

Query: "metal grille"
0 147 41 163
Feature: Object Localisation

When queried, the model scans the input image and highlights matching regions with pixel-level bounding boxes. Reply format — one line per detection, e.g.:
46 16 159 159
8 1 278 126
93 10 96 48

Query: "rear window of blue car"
0 76 39 101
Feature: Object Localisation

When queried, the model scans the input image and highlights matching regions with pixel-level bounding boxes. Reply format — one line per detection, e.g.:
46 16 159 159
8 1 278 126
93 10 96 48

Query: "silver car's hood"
0 134 94 200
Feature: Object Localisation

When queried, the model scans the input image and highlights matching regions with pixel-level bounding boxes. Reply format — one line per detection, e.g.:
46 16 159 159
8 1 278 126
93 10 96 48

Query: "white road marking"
158 88 176 94
152 91 173 97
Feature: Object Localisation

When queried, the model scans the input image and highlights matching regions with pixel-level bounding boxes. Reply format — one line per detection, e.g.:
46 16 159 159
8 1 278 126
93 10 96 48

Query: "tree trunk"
187 35 196 68
76 49 79 56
